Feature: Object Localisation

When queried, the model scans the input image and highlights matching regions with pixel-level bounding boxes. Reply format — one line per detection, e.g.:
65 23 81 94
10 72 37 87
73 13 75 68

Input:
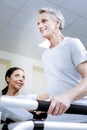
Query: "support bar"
12 121 87 130
1 96 87 115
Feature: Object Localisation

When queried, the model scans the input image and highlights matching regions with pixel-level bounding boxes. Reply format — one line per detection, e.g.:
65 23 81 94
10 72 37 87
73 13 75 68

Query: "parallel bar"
37 100 87 115
44 121 87 130
66 104 87 115
1 96 87 115
12 121 34 130
12 121 87 130
1 96 38 110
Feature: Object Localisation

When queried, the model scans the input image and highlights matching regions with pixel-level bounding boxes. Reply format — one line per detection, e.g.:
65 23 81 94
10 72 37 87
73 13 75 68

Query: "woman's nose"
19 77 25 82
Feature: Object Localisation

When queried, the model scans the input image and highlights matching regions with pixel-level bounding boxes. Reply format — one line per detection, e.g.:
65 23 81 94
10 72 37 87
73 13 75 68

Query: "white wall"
0 50 48 95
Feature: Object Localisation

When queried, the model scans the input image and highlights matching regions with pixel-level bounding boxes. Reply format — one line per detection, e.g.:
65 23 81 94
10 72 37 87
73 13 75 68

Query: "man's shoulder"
65 37 80 41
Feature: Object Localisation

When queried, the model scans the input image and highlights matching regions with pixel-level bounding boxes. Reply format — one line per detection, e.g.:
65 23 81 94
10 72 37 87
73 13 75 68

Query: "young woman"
2 67 25 96
1 67 48 100
1 67 48 130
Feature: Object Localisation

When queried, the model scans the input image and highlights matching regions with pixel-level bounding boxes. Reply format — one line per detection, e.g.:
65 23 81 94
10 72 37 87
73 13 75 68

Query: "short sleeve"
70 38 87 66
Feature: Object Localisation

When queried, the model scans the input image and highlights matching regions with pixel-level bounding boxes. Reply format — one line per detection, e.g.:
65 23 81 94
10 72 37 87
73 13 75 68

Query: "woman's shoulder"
17 94 37 100
0 90 2 96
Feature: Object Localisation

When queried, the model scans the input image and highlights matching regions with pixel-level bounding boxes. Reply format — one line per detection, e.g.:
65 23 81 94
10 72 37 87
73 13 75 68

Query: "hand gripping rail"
1 96 87 130
1 96 87 115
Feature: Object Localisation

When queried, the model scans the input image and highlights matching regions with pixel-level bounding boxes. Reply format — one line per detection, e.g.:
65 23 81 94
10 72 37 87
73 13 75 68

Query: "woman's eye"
15 74 25 80
15 74 20 77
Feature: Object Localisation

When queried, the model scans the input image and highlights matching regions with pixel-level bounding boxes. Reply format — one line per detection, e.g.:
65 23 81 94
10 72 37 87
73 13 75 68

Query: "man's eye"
23 76 25 80
42 19 47 23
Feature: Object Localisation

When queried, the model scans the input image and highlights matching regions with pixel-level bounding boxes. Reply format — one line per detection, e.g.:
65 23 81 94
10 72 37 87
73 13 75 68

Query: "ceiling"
0 0 87 60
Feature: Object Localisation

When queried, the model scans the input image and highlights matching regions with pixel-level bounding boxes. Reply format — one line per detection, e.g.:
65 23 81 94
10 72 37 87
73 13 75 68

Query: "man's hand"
48 93 71 115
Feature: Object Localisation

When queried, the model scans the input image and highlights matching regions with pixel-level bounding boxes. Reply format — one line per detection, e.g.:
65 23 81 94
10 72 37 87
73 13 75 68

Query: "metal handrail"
12 120 87 130
1 96 87 115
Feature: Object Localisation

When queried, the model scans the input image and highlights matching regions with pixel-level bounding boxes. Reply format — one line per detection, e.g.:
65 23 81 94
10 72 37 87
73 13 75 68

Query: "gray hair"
39 7 65 30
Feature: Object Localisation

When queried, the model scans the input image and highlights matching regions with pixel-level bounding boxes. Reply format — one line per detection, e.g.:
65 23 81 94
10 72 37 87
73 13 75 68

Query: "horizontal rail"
1 96 87 115
12 121 87 130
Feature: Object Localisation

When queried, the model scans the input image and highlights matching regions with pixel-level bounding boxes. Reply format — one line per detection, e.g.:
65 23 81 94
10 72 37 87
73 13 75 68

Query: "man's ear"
55 20 61 29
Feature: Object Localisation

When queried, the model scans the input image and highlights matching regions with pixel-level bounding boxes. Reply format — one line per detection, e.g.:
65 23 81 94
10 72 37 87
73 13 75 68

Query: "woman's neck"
6 88 19 96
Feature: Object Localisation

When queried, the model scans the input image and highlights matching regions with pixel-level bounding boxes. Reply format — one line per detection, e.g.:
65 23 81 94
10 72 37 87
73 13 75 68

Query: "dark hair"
2 67 24 95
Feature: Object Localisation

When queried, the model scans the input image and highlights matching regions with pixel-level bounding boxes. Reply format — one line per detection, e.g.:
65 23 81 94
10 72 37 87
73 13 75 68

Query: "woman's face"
7 69 25 90
37 12 58 39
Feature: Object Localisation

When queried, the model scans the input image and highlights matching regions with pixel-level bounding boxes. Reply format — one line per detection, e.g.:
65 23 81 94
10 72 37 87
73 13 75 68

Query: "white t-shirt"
42 37 87 122
42 37 87 96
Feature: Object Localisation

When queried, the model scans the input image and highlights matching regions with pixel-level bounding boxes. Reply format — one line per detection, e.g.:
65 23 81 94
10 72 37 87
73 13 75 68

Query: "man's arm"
48 61 87 115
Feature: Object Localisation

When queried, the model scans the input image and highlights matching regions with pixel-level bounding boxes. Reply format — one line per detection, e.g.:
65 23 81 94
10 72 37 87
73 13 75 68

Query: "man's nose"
38 22 43 28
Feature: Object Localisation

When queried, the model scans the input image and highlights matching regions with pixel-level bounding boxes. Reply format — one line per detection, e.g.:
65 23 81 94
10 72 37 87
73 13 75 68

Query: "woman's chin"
17 86 23 90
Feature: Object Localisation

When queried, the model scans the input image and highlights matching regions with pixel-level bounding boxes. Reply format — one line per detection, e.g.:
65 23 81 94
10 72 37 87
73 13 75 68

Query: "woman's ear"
6 76 9 83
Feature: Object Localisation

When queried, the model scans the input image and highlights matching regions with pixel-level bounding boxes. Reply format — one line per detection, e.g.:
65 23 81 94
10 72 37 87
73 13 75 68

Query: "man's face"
37 12 57 39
